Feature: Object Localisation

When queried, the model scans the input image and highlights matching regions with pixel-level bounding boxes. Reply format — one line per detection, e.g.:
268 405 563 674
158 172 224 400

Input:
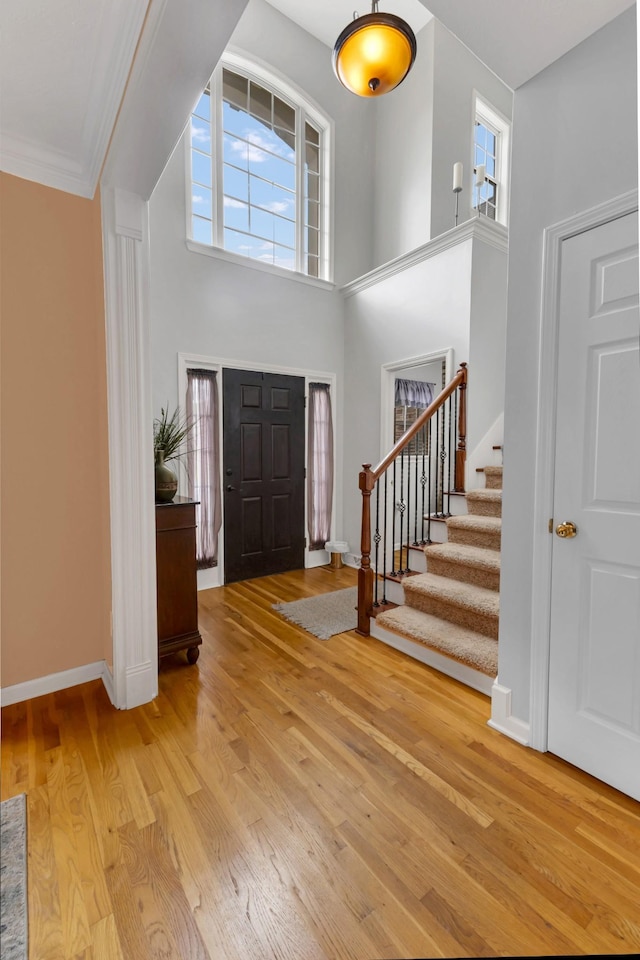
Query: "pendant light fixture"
333 1 417 98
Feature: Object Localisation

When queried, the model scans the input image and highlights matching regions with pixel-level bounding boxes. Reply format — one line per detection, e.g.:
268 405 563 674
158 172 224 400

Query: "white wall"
373 20 435 266
499 7 638 722
341 238 473 556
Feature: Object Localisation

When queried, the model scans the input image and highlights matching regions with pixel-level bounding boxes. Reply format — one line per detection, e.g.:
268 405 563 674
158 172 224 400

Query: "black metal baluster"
435 406 441 516
427 417 432 542
373 481 380 607
391 459 398 575
420 422 427 543
447 394 453 516
398 447 406 574
382 470 388 603
413 432 419 545
405 446 411 569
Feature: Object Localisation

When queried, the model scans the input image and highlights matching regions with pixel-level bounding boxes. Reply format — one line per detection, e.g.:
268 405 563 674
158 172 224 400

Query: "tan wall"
0 173 112 688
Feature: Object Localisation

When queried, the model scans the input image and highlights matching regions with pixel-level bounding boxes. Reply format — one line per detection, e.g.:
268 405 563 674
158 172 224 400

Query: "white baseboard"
0 660 105 707
123 661 157 710
345 553 361 568
488 681 530 745
101 661 116 706
197 566 221 591
306 549 330 568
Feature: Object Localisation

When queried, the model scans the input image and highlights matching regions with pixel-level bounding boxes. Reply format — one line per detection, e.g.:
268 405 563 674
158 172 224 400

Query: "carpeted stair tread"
376 605 498 676
425 542 501 574
483 465 503 490
446 514 501 550
404 573 500 615
466 488 502 517
425 542 501 591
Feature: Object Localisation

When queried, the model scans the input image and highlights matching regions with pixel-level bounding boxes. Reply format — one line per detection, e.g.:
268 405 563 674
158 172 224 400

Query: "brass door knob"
555 521 578 538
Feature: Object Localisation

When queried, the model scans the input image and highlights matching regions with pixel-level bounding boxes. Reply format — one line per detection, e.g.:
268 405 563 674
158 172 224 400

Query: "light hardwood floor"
2 566 640 959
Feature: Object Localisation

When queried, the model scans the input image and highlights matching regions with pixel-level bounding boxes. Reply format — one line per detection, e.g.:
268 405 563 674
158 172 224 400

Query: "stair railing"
357 363 467 636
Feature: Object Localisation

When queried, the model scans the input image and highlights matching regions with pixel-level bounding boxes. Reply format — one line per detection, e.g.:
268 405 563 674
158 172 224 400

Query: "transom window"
472 95 510 226
189 60 329 280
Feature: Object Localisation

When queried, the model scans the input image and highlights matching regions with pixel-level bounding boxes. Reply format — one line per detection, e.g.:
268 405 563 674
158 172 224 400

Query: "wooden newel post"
454 363 467 492
357 465 375 636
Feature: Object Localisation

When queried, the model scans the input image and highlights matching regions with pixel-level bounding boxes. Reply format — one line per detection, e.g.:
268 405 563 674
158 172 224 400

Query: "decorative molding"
0 0 147 199
102 185 158 710
0 132 93 198
340 218 508 298
0 661 105 708
488 682 531 745
529 188 638 751
101 661 116 706
372 621 494 696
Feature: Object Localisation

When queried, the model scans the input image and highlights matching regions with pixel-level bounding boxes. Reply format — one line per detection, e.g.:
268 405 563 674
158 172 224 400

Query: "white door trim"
380 349 454 461
177 353 338 585
529 189 638 751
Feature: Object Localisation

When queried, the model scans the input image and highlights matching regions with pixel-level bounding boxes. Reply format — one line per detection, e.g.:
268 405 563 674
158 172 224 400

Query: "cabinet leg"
186 646 200 665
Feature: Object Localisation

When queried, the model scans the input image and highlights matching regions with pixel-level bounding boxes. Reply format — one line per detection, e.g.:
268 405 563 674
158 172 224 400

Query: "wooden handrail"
356 363 468 636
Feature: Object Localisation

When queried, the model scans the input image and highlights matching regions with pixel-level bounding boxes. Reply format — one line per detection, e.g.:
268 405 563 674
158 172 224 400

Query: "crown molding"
0 0 147 199
340 218 508 298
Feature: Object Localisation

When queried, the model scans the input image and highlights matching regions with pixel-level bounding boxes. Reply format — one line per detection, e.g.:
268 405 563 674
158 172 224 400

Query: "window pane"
275 247 296 271
223 99 251 139
274 97 295 133
192 216 212 245
250 205 275 242
274 216 295 249
475 122 486 150
223 69 248 111
307 171 319 202
193 91 210 121
249 238 274 263
192 150 211 187
307 228 319 257
305 142 319 174
305 121 319 146
224 164 249 202
224 133 249 170
306 199 319 229
486 130 496 155
224 196 249 232
307 254 319 278
485 155 496 177
191 118 211 152
192 185 212 220
475 144 484 166
249 82 271 125
251 151 295 191
250 176 295 219
274 126 295 152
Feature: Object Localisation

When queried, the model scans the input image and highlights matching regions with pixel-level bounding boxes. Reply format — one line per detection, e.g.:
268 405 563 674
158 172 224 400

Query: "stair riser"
447 527 501 551
426 555 500 592
466 497 502 518
405 593 499 640
484 476 502 490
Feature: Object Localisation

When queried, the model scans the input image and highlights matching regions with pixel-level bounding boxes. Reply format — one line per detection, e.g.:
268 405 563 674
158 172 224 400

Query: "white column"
101 186 158 709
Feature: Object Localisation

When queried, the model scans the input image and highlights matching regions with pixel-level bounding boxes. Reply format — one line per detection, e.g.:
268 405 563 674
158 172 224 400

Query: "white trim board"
488 682 530 746
0 661 106 707
340 218 508 298
371 620 494 696
528 188 638 752
177 353 338 587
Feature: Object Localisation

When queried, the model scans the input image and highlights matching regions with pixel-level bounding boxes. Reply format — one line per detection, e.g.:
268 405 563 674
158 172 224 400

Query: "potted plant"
153 406 196 503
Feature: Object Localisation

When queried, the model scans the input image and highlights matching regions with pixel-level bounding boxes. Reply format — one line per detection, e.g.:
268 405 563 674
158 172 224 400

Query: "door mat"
273 586 358 640
0 793 28 960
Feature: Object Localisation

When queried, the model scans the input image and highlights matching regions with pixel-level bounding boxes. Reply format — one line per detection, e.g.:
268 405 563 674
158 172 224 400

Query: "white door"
548 210 640 801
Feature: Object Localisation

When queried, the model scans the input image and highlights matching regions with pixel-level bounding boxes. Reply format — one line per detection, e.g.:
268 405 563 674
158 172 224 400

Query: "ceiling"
0 0 634 199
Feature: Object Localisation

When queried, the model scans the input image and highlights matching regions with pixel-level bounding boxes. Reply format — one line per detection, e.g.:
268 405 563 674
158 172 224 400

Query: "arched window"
188 55 331 281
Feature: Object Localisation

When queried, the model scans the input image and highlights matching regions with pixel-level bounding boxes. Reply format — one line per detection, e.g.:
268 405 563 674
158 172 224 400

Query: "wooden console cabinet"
155 497 202 664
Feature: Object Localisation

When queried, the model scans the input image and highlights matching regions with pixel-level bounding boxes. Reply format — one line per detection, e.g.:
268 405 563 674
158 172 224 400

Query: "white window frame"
186 50 334 285
472 93 510 227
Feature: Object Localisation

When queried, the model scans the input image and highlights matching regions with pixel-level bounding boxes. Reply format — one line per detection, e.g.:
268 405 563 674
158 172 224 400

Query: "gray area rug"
0 794 28 960
274 586 358 640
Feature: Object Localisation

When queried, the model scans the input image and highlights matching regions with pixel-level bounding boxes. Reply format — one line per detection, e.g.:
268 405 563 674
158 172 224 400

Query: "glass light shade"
333 13 417 97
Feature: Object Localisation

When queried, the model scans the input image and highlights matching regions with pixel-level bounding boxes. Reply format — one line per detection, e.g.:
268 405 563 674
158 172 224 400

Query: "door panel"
548 211 640 800
223 368 305 583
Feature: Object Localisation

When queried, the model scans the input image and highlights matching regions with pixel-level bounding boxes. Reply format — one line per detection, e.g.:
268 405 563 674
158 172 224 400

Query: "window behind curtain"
394 378 437 456
307 383 333 550
186 369 222 568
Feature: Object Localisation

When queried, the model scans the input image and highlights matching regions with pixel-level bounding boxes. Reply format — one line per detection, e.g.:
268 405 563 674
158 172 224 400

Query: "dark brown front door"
223 368 305 584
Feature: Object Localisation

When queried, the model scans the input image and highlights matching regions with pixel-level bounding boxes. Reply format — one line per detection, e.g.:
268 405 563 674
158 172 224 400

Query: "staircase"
372 464 502 695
